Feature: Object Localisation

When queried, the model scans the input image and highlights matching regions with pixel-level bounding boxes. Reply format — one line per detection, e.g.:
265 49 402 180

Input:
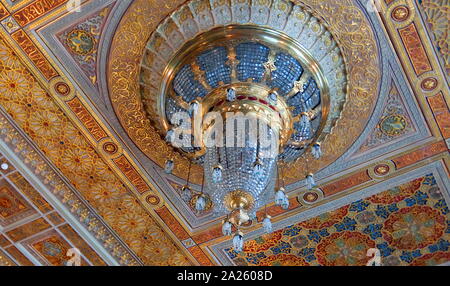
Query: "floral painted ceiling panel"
0 36 190 266
226 174 450 266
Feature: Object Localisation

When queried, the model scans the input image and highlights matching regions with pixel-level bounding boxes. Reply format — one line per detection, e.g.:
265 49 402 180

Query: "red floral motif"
244 230 283 253
258 254 309 266
316 231 376 266
411 252 450 266
382 206 446 250
368 177 423 204
299 206 349 229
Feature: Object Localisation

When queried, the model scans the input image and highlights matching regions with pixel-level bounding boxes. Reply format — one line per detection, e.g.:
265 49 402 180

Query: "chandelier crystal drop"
233 231 244 253
164 159 174 174
222 220 233 236
312 143 322 159
263 215 273 234
306 174 316 190
180 186 192 202
195 194 207 212
212 165 223 183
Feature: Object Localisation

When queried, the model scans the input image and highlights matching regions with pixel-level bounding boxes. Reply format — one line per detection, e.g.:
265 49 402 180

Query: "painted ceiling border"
209 159 450 265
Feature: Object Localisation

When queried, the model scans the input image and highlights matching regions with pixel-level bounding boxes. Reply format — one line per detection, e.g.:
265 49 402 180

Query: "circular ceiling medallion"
303 192 319 203
380 114 407 136
368 161 396 179
146 195 161 206
374 164 390 176
54 82 70 96
298 188 323 205
108 0 380 185
143 23 340 165
421 77 438 91
66 29 95 56
103 142 118 155
391 6 410 22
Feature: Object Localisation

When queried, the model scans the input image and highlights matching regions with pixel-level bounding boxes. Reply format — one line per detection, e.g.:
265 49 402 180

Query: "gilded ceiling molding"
0 111 140 265
107 0 381 185
417 0 449 80
12 0 68 27
427 92 450 140
381 0 450 132
0 36 192 266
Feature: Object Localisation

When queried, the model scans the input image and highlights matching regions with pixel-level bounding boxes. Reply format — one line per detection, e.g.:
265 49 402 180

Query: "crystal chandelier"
143 24 346 251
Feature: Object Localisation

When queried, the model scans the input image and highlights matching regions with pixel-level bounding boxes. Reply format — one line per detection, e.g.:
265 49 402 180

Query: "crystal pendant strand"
274 164 289 210
164 159 174 174
181 161 192 202
195 172 207 212
212 148 223 183
262 204 272 234
233 230 244 252
222 216 233 236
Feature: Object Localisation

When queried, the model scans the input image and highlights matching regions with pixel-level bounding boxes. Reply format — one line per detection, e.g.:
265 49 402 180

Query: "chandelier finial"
222 218 233 236
263 214 273 234
233 230 244 252
180 161 193 201
306 173 316 190
312 142 322 159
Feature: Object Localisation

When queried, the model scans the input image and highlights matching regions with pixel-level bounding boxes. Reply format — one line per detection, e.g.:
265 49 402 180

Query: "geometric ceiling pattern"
0 0 448 266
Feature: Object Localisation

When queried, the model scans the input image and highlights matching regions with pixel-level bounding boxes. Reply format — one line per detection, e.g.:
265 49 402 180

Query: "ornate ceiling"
0 0 448 266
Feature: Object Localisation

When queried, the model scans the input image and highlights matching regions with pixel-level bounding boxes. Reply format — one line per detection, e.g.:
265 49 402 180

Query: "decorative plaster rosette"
108 0 380 184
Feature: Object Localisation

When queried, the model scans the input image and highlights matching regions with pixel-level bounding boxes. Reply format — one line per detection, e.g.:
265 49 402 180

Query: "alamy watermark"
66 248 81 266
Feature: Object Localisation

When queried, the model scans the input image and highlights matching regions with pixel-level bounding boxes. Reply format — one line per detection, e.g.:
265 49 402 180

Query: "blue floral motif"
400 251 414 263
298 247 315 258
414 191 429 205
319 229 330 237
307 230 322 243
434 199 449 215
283 226 301 237
406 191 428 206
375 205 390 219
245 253 267 264
387 203 399 213
363 224 382 240
376 242 395 257
400 250 422 262
349 200 370 213
334 217 357 232
405 197 417 207
423 174 436 186
226 249 238 259
428 239 450 253
305 255 316 262
270 241 291 255
412 250 421 258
